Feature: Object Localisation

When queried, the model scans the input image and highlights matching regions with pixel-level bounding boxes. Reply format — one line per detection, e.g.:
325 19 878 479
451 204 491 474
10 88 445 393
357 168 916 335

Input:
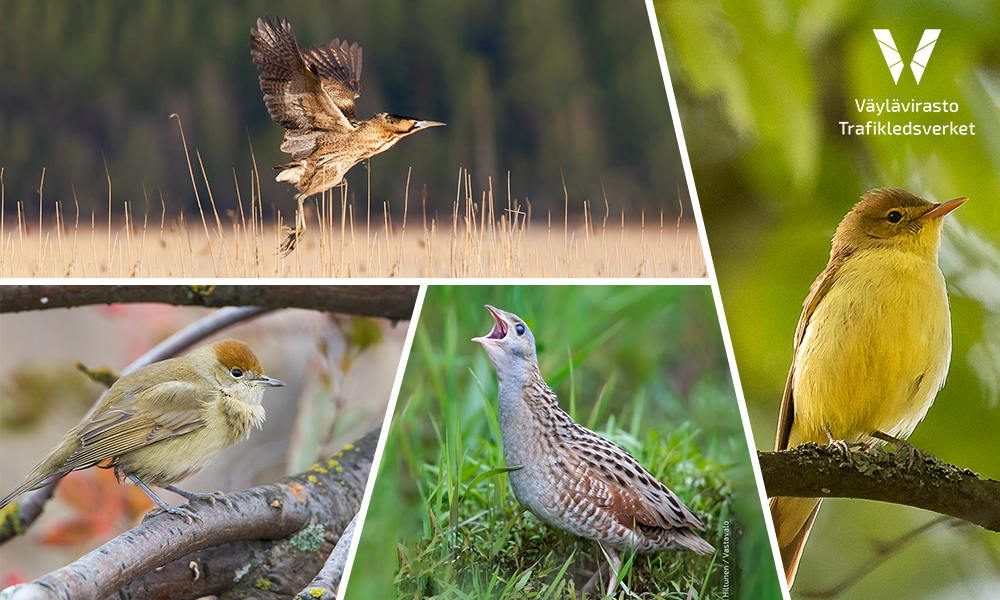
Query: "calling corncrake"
769 188 966 587
474 305 714 596
0 340 284 522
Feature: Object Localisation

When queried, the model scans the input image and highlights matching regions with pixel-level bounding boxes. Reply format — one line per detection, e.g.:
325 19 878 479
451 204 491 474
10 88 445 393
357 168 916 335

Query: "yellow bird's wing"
774 256 843 451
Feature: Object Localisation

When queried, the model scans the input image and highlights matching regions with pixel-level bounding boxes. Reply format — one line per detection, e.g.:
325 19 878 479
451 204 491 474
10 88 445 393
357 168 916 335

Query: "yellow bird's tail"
770 495 822 588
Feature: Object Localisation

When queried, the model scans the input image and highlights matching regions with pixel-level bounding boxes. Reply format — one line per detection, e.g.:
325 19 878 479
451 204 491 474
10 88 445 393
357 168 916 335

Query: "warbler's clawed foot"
896 439 920 470
872 431 920 470
165 485 234 509
824 429 864 463
142 503 202 524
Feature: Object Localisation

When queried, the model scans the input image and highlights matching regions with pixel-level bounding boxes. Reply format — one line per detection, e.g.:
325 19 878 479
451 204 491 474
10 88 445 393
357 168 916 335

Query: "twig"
760 443 1000 531
0 285 418 321
802 515 960 599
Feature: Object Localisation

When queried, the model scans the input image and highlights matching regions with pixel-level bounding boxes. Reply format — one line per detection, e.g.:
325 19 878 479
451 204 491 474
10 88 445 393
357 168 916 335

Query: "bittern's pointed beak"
472 305 507 344
921 196 967 220
414 120 446 129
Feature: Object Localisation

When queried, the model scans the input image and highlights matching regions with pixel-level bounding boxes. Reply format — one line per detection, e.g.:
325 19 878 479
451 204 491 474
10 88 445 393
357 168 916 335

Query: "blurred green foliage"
655 0 1000 597
347 285 781 599
0 0 690 223
0 363 100 431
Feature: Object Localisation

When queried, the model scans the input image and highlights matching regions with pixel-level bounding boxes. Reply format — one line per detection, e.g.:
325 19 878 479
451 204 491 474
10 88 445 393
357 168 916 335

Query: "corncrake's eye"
515 324 526 336
230 368 244 378
886 210 903 223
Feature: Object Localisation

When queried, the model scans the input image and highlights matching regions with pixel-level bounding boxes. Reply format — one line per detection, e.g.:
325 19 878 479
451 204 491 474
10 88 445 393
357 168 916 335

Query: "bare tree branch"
294 513 358 600
3 429 378 600
804 515 962 599
0 484 54 544
123 306 275 368
759 443 1000 531
0 285 418 321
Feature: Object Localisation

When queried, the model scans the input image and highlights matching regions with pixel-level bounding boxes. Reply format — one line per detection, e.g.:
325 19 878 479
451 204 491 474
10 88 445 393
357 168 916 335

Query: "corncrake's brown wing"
302 39 363 122
249 16 354 136
563 426 711 542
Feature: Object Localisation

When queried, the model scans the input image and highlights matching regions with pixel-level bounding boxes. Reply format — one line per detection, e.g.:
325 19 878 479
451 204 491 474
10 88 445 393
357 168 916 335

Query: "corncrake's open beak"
472 305 508 344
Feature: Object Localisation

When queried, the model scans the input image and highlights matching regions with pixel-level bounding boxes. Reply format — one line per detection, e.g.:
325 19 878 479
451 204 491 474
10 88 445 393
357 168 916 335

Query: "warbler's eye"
230 368 244 378
886 210 903 223
515 324 525 336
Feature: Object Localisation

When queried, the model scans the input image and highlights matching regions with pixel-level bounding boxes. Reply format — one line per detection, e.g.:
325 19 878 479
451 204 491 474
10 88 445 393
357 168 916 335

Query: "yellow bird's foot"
829 439 853 463
872 431 920 470
895 439 920 471
824 429 864 463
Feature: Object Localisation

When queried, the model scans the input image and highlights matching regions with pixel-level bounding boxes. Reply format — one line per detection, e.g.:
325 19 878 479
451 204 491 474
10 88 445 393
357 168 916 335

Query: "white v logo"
873 29 940 84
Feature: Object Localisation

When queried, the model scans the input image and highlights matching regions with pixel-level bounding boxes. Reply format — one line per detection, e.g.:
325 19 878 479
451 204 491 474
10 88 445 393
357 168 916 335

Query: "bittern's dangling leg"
279 195 307 256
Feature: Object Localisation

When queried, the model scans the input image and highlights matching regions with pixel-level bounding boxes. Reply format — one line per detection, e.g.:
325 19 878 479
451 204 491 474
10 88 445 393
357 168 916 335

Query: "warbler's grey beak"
256 376 286 387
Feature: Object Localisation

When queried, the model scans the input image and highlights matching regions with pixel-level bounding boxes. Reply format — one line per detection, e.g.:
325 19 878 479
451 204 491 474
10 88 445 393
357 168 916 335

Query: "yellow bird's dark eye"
230 368 244 378
886 210 903 223
515 324 526 336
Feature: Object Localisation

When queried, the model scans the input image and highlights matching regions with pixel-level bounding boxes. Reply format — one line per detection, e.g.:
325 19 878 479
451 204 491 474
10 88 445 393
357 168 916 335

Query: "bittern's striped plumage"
250 16 444 254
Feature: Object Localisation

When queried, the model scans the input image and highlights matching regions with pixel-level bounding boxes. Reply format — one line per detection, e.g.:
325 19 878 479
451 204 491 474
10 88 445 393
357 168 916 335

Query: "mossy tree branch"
3 429 378 600
293 514 359 600
759 443 1000 531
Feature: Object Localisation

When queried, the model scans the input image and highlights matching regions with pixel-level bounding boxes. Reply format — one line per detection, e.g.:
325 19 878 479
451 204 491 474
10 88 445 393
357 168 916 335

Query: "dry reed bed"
1 204 704 279
1 146 706 279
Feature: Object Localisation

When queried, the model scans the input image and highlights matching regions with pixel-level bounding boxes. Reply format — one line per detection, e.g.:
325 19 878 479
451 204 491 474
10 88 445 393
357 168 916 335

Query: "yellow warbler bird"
770 188 965 587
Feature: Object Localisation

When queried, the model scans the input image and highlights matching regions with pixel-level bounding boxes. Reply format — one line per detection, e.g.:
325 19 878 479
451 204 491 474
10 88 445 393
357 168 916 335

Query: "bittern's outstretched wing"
249 16 355 134
303 39 363 122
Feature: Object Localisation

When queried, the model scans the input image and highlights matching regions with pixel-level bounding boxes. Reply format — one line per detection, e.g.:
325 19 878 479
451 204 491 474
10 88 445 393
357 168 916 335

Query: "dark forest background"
0 0 691 224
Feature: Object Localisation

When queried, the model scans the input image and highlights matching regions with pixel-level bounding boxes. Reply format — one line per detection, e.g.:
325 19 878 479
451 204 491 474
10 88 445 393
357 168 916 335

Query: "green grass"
347 286 781 599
